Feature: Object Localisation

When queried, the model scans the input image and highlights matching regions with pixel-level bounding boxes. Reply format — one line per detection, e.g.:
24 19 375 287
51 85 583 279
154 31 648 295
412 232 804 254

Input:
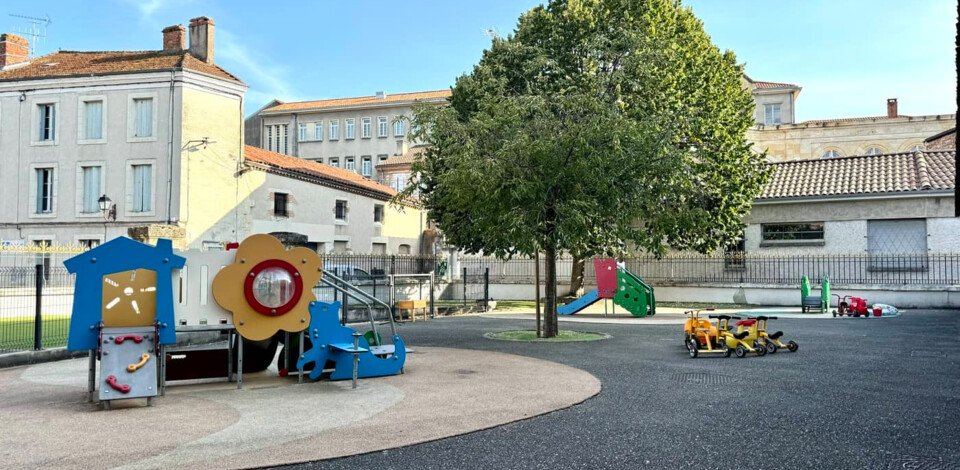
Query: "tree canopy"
402 0 769 335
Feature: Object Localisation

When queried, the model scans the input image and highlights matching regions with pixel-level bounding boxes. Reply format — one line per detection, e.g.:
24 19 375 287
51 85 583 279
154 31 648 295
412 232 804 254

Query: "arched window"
863 146 884 156
821 149 843 159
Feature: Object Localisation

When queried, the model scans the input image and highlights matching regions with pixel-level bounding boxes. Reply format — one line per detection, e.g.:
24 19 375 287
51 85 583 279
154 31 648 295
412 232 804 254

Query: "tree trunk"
543 245 559 338
567 256 585 297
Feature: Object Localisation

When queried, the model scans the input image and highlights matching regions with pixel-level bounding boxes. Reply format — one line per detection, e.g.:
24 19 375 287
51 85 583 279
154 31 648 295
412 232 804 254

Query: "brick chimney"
162 25 185 51
887 98 898 117
0 33 29 68
188 16 215 64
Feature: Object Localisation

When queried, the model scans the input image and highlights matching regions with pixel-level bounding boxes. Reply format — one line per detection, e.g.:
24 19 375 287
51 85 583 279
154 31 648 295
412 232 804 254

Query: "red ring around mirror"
242 259 304 316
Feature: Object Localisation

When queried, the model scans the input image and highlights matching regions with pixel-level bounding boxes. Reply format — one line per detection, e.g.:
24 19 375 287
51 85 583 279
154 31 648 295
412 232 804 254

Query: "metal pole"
535 252 541 337
351 332 361 389
484 267 490 311
87 349 96 402
462 267 467 311
429 272 435 318
34 264 43 350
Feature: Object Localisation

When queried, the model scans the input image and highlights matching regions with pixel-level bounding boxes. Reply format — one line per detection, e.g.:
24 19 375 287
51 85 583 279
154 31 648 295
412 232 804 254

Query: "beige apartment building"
245 90 450 187
0 18 425 254
743 76 955 161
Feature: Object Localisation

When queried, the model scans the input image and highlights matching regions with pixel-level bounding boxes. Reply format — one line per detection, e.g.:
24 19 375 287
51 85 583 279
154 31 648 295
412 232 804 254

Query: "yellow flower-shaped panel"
212 234 322 341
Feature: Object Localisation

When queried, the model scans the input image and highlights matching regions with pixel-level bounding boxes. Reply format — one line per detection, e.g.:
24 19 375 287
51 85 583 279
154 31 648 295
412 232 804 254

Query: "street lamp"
98 194 115 242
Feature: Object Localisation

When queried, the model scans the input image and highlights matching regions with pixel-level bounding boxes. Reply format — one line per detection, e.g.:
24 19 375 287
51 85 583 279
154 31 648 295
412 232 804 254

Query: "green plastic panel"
614 270 652 317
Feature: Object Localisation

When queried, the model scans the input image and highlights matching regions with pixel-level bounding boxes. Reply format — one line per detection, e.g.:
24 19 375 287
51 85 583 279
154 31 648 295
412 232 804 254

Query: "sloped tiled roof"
376 145 427 168
759 150 955 200
243 145 397 200
263 90 451 113
924 127 956 150
0 50 243 83
752 80 799 89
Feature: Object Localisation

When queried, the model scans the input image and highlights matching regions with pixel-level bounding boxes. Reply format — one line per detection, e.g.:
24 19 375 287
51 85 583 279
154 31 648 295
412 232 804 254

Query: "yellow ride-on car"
684 309 746 358
754 315 798 354
728 317 767 358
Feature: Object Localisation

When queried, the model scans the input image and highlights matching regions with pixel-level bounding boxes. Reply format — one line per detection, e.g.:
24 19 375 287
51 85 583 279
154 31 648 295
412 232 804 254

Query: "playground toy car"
753 315 798 354
832 294 879 318
729 317 767 358
684 309 748 358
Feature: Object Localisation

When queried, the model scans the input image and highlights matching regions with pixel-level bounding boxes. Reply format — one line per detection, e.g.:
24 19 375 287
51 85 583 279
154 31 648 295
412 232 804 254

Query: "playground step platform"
369 345 415 355
328 343 369 353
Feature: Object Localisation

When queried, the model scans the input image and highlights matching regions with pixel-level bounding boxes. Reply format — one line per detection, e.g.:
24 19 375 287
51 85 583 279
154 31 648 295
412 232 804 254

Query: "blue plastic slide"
557 289 600 315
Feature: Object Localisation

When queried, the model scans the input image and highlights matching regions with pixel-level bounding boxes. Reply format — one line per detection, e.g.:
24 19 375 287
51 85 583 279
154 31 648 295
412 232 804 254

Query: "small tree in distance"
399 0 769 337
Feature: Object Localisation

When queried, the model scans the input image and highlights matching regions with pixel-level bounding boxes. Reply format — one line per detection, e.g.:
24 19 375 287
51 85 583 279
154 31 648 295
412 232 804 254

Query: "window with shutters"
130 163 153 213
265 124 288 154
867 219 928 271
127 93 158 141
35 102 57 144
79 165 103 214
79 97 106 143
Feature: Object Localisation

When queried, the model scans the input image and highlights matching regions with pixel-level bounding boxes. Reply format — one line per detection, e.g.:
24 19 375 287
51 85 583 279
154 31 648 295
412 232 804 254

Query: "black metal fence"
461 253 960 287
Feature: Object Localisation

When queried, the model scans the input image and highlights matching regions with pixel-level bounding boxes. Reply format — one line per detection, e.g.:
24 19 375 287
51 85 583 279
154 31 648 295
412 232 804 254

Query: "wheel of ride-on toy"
688 339 699 358
684 334 692 349
735 344 746 358
755 341 767 356
766 341 777 354
787 340 798 352
721 341 732 357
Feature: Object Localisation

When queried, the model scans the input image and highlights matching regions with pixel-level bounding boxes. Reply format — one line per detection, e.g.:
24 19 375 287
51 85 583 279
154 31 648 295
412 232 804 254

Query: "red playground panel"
594 258 618 299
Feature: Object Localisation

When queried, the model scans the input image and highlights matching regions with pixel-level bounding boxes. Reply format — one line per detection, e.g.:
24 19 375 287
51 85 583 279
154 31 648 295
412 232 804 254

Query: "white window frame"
125 159 157 217
298 123 307 142
75 161 106 218
763 103 782 126
393 118 405 137
361 156 372 177
314 121 323 141
31 100 59 146
126 92 159 142
77 95 107 144
28 163 58 218
863 146 885 156
345 118 356 140
361 117 372 139
328 157 340 168
74 235 104 249
821 149 843 159
345 156 356 171
329 119 340 140
377 116 388 137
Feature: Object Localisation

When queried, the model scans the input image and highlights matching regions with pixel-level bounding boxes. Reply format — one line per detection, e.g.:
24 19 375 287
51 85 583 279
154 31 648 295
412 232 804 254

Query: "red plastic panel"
593 258 618 299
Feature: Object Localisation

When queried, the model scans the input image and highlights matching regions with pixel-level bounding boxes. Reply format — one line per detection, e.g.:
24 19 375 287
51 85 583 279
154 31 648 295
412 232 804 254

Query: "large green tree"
403 0 769 337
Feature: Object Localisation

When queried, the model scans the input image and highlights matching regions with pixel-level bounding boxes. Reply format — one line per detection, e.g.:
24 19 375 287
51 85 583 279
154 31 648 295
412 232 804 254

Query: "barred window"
761 223 823 241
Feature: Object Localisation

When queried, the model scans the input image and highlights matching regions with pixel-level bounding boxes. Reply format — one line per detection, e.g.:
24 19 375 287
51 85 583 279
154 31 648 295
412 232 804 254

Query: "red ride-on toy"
832 294 879 318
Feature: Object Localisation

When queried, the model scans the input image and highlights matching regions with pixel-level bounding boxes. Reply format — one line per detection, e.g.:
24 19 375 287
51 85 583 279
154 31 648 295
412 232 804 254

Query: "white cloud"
216 28 299 112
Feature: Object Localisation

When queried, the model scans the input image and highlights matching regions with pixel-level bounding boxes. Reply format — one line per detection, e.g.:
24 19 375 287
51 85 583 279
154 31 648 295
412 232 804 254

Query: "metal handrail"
318 276 379 339
322 270 397 337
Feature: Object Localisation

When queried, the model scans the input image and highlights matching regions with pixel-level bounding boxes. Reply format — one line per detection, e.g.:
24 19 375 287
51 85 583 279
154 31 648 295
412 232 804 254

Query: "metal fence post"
484 267 490 311
34 264 43 351
462 267 467 311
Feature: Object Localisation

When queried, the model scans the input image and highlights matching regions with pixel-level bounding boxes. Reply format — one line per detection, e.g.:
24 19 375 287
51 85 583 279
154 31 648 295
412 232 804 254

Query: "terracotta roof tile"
759 150 955 200
0 50 243 83
752 80 799 89
264 90 451 113
243 145 396 199
376 145 427 168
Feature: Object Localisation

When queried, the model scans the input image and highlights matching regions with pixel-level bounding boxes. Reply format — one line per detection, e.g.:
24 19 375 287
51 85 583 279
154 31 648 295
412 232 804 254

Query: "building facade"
245 90 450 182
0 19 426 253
744 76 956 161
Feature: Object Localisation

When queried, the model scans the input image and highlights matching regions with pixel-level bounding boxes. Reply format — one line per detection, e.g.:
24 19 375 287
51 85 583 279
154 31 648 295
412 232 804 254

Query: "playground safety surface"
0 346 599 469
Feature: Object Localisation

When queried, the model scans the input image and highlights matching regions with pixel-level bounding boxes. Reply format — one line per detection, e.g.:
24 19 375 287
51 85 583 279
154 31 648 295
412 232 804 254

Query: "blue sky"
2 0 956 120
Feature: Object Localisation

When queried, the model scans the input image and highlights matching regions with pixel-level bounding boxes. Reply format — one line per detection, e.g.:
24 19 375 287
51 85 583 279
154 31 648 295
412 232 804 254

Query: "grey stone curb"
0 347 88 369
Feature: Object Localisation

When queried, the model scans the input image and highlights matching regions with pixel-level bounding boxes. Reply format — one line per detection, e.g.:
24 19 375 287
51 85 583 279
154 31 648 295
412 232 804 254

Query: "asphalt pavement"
280 310 960 470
